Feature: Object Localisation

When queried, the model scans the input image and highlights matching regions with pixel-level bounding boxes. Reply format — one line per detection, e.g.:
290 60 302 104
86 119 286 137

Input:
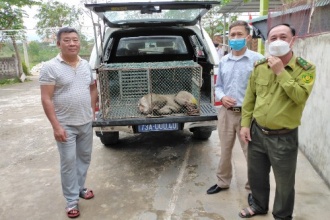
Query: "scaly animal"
138 91 198 115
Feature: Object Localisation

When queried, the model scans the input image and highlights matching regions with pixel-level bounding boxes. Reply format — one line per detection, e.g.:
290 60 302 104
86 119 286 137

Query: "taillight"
95 99 100 112
94 79 100 112
214 75 222 107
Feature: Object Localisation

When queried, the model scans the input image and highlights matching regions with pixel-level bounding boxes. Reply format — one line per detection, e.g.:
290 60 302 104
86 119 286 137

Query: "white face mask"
266 39 291 57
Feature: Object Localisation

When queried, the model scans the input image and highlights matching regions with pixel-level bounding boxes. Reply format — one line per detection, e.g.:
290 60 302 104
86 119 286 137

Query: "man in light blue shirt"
207 20 264 194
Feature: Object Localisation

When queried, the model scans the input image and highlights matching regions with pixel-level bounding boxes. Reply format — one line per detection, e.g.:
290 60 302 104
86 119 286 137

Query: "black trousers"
248 121 298 220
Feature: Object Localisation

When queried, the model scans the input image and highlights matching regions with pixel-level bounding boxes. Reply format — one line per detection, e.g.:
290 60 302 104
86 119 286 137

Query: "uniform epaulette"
254 58 267 67
296 57 312 70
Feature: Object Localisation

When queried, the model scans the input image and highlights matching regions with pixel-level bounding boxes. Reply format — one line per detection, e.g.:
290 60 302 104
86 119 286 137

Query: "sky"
24 0 87 29
22 0 253 41
23 0 174 41
23 0 86 40
23 0 174 28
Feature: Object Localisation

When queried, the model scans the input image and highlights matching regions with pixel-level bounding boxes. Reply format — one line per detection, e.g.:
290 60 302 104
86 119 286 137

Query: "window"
116 36 188 56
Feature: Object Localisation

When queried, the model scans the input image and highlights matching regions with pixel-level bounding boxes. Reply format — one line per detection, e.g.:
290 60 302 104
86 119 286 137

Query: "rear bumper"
94 120 217 134
92 103 217 127
93 113 217 127
93 103 218 133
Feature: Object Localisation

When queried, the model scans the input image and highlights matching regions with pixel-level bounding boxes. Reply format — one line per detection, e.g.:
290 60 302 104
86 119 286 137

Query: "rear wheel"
190 127 214 140
98 132 119 146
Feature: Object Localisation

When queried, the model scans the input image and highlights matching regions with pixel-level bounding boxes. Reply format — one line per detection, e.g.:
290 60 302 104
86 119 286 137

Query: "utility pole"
259 0 269 55
22 40 30 70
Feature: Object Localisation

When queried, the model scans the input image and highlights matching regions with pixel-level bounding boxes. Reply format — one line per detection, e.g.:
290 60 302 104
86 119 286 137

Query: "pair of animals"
138 91 198 115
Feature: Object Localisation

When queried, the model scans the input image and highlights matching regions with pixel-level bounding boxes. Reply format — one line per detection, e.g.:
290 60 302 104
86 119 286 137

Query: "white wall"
293 33 330 187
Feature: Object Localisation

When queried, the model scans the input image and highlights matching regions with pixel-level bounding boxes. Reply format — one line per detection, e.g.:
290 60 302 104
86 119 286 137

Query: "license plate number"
138 123 179 132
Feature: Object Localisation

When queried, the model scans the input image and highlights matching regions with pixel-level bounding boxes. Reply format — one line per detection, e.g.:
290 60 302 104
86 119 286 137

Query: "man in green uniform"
238 24 315 219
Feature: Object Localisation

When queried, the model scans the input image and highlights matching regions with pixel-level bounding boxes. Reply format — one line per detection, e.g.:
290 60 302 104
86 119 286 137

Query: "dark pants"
248 121 298 220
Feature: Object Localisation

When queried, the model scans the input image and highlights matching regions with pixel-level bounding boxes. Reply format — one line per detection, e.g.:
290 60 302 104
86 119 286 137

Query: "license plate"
138 123 179 132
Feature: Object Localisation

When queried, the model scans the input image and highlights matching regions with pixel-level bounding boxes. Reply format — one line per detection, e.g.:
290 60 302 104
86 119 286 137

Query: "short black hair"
229 20 251 35
56 27 79 42
267 23 296 37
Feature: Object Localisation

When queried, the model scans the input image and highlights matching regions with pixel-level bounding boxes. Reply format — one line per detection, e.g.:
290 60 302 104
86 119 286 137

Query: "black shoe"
206 184 226 194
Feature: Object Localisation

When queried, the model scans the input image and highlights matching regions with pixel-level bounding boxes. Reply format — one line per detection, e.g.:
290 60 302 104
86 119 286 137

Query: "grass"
0 77 30 86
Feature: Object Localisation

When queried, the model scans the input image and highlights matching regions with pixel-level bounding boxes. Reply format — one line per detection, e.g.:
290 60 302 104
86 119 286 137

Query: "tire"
98 132 119 146
191 127 214 140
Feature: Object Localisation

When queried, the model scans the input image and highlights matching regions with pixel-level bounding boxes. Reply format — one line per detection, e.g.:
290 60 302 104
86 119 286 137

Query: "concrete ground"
0 75 329 220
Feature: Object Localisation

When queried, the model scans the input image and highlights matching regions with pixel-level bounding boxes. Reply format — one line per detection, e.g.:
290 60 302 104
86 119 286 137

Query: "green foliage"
202 5 239 40
222 0 251 5
0 77 21 86
26 40 93 67
202 5 223 35
35 1 82 40
0 2 25 35
27 42 59 65
3 0 40 7
28 41 40 57
0 42 14 57
0 38 94 68
222 0 232 4
0 0 40 37
0 0 40 78
22 61 30 75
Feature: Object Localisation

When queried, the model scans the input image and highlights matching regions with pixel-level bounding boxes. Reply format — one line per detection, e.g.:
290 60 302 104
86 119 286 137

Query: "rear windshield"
116 36 188 56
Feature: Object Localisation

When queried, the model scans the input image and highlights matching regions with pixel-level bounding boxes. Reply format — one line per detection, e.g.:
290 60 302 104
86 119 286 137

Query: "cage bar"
98 61 202 119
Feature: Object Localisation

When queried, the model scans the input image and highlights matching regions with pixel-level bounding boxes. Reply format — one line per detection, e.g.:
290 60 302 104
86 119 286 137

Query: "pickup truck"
86 1 220 146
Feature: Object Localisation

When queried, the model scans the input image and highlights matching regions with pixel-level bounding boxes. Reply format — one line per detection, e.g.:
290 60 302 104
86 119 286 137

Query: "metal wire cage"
98 61 202 119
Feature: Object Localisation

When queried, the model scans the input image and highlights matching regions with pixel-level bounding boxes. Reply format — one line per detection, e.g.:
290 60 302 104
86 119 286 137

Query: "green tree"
27 42 58 65
0 0 39 77
28 41 41 56
35 1 82 41
202 5 224 39
202 1 240 41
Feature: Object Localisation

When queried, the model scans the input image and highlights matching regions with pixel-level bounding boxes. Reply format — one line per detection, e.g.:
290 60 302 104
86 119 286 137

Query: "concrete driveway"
0 75 329 220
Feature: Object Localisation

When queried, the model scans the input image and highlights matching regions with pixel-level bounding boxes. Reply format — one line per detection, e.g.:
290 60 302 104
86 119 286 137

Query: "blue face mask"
229 38 246 51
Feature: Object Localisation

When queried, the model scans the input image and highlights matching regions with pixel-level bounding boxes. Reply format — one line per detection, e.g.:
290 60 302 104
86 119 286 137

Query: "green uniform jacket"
241 54 316 129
